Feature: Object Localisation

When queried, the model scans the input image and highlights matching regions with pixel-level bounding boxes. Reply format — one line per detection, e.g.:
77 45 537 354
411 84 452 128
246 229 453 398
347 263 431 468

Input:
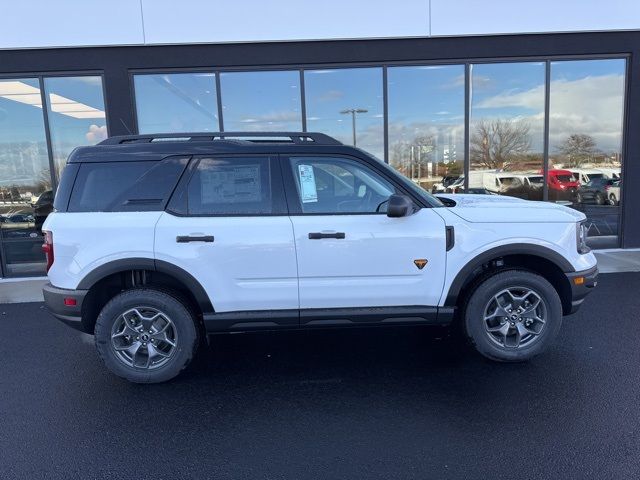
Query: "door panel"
290 209 446 309
155 214 298 312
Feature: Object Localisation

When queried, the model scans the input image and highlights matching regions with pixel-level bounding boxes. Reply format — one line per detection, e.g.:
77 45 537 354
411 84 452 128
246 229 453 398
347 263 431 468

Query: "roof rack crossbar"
99 132 342 146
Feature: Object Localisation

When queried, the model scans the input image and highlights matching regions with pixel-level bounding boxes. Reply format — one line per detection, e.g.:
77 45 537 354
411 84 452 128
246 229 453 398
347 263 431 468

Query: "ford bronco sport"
42 132 598 383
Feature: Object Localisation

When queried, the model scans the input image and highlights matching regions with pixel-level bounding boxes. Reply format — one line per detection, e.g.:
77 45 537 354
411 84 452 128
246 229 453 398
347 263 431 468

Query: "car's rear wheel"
95 288 199 383
609 193 618 206
464 270 562 362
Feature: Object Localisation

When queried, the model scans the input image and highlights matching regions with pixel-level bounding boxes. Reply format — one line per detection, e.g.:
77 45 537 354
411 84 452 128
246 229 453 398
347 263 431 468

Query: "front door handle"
308 232 346 239
176 235 214 243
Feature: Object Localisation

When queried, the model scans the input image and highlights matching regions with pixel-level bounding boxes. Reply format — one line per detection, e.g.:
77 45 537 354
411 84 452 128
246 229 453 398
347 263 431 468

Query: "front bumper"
565 265 599 314
42 282 90 333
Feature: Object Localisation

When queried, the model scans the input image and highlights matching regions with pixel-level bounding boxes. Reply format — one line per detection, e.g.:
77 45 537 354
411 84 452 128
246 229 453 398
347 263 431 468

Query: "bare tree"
470 118 531 169
556 134 598 167
390 134 436 178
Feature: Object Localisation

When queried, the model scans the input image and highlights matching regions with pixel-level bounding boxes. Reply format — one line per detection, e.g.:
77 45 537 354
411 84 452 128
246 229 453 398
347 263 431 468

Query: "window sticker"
297 164 318 203
201 165 261 204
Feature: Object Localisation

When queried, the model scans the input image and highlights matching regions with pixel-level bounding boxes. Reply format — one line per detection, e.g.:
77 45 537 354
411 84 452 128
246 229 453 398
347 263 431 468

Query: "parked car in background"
576 177 618 205
547 169 580 202
568 168 618 185
446 172 542 200
33 190 54 233
595 168 621 181
607 180 621 205
431 175 461 193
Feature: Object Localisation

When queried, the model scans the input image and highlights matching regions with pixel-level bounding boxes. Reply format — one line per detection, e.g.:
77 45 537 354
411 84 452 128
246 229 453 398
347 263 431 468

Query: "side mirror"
386 194 414 218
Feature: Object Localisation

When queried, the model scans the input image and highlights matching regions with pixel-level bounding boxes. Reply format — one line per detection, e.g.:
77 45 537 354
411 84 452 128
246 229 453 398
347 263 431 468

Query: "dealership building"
0 0 638 278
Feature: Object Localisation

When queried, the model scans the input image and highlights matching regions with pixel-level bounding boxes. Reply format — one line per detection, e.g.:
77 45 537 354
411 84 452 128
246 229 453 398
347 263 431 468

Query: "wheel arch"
77 258 214 333
445 244 575 315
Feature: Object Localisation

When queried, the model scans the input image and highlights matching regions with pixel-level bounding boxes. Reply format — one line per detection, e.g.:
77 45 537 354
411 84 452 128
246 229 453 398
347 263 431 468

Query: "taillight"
42 230 54 272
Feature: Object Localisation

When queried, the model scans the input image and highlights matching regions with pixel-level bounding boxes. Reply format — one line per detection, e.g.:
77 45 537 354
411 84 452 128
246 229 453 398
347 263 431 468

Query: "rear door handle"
176 235 214 243
308 232 346 239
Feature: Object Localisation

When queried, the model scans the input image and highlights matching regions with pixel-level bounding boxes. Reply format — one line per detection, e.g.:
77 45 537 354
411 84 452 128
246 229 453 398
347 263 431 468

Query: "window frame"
281 153 422 216
166 154 288 217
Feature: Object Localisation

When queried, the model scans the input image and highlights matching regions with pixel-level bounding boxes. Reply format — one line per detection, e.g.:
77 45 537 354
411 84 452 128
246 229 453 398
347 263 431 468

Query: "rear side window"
68 157 188 212
183 157 273 215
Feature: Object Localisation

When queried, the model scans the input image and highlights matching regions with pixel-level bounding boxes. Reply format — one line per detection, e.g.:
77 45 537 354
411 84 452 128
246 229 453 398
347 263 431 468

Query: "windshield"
555 174 573 182
528 176 544 184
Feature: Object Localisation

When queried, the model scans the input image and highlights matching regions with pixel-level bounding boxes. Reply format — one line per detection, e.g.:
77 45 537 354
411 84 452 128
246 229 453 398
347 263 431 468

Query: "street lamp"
340 108 368 146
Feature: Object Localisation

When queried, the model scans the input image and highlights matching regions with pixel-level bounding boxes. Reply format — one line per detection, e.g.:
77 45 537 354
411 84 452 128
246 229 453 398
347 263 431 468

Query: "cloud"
238 110 300 124
316 89 344 102
472 74 624 152
86 124 107 143
441 74 465 89
475 84 545 110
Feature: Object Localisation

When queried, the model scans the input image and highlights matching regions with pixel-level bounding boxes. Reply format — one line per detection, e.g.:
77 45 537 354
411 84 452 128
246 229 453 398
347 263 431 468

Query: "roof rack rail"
99 132 342 146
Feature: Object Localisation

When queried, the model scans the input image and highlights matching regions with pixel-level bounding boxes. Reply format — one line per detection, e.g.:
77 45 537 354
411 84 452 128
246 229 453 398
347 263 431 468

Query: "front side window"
289 156 396 214
186 157 273 215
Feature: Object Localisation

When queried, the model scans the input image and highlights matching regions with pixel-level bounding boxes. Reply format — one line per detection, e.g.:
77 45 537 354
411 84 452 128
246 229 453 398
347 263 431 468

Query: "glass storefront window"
44 76 107 180
549 59 626 248
469 62 546 199
219 70 301 131
387 65 465 193
134 73 219 134
304 68 384 159
0 78 52 275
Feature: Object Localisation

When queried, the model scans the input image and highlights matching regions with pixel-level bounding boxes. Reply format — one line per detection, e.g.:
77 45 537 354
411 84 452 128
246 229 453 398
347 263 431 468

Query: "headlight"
576 220 590 254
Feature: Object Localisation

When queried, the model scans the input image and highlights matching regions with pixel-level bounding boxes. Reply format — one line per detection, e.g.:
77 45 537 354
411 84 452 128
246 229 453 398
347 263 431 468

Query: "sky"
2 1 640 48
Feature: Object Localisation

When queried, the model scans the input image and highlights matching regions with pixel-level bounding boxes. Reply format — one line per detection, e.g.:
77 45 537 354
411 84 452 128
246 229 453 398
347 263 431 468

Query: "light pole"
340 108 368 146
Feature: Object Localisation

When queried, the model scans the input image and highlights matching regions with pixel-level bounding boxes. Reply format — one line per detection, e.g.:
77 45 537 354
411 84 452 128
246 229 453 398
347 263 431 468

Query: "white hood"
437 194 585 223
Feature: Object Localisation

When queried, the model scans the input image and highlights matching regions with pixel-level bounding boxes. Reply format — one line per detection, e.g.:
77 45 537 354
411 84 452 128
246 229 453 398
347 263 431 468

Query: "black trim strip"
76 258 214 314
444 243 576 306
203 306 453 333
446 226 455 251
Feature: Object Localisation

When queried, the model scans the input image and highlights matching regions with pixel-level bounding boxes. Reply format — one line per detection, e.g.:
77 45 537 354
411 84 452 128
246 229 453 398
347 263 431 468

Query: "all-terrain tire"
94 288 199 383
464 270 563 362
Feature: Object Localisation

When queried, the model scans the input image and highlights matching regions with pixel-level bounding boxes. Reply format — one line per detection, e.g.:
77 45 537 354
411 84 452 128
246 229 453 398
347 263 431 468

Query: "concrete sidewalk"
1 249 638 304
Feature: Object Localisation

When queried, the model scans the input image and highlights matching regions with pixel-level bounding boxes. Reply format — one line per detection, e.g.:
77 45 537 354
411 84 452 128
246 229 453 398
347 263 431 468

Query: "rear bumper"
42 282 90 333
565 265 599 314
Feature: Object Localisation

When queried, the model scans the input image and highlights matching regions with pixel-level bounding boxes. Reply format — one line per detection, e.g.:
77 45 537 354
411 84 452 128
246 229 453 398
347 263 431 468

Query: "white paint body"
290 209 446 309
44 193 597 313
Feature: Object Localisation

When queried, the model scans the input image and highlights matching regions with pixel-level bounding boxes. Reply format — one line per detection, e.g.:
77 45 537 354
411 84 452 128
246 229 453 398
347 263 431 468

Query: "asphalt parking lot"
1 273 640 480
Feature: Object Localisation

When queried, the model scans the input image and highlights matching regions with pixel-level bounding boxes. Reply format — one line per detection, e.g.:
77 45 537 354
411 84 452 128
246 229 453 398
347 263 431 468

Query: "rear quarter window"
68 157 188 212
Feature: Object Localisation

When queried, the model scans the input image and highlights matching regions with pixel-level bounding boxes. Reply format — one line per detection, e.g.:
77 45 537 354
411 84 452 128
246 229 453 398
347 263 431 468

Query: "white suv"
42 132 598 383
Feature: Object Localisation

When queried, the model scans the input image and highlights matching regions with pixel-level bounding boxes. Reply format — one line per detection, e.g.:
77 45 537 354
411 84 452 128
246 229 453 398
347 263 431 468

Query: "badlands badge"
413 259 428 270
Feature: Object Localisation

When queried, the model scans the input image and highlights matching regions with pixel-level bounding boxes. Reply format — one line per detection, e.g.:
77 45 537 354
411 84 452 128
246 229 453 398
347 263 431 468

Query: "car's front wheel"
595 192 605 205
464 270 562 362
94 288 200 383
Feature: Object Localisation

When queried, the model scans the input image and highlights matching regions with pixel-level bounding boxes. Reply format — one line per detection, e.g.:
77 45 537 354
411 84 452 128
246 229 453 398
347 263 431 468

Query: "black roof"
68 132 348 163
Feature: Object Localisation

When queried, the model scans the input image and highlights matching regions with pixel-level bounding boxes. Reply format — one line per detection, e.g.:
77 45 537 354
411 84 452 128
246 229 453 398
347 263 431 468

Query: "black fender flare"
444 243 575 306
76 257 214 313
